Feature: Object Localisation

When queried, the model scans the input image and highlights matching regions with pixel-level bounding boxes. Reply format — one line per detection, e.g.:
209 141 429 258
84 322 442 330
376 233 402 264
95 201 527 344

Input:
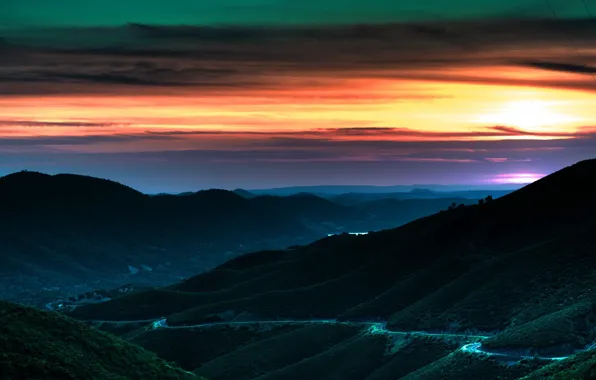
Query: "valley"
0 171 475 308
2 159 596 379
56 159 596 379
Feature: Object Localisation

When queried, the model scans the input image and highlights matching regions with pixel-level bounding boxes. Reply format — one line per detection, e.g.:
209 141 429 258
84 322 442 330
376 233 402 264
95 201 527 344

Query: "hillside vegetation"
0 301 202 380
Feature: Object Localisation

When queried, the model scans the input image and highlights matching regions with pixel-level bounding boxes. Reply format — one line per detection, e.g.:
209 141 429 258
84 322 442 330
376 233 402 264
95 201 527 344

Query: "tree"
478 198 485 205
485 195 494 203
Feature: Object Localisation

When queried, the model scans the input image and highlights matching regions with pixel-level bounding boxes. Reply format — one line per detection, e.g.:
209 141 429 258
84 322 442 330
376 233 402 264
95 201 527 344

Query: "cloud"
2 18 596 95
0 120 125 127
324 126 587 138
144 129 322 136
487 125 588 137
1 126 594 160
519 60 596 75
485 157 508 163
143 125 592 140
0 133 178 147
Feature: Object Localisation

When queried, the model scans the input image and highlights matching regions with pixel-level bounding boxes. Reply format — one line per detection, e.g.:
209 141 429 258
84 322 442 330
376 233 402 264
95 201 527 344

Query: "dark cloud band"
1 18 596 95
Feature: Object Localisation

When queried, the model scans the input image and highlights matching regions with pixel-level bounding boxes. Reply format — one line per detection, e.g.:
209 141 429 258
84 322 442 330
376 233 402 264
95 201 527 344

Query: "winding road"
88 317 580 362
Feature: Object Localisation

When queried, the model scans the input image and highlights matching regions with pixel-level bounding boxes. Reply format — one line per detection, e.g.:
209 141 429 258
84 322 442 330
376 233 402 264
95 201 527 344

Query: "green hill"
522 349 596 379
0 301 202 380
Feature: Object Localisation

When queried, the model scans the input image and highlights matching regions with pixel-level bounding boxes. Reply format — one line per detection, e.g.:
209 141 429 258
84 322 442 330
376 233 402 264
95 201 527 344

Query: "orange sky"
1 20 596 190
1 69 594 151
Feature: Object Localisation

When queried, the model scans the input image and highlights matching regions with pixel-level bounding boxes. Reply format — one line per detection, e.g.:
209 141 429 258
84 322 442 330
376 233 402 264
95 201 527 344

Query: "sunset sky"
1 0 596 192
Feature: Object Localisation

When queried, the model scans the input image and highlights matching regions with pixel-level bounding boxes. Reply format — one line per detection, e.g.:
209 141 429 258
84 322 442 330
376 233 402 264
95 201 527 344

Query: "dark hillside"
0 172 372 306
64 159 596 379
0 169 472 307
0 301 202 380
71 160 596 329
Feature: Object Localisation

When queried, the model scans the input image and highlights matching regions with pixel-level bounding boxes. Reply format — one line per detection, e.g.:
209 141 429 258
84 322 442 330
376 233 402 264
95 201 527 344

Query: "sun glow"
491 173 545 184
474 100 580 131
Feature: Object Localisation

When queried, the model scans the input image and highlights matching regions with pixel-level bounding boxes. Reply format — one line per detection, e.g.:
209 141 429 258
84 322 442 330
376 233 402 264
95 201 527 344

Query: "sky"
1 0 596 193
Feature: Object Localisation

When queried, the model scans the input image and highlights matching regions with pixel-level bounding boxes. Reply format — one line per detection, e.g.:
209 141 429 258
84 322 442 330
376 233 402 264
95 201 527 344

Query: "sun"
474 100 578 130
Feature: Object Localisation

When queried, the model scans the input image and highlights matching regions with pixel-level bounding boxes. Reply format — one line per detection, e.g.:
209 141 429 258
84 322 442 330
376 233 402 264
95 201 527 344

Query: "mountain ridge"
0 170 482 308
65 159 596 379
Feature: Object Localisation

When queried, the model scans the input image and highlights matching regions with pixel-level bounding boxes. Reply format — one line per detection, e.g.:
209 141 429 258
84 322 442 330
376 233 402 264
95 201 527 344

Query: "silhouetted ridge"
189 189 247 205
289 192 321 199
409 188 434 194
0 170 50 185
233 189 256 198
498 158 596 207
0 171 145 208
251 193 366 223
453 158 596 246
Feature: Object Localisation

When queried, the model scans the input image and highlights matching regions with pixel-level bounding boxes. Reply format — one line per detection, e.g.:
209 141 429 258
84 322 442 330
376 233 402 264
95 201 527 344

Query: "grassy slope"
165 262 400 325
388 226 596 336
196 324 360 380
131 324 300 372
483 301 596 352
364 336 459 380
522 349 596 379
250 333 389 380
0 301 202 380
400 352 540 380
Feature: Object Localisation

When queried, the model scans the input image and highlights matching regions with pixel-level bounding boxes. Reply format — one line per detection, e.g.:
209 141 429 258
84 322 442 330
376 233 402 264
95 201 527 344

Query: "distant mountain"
233 189 256 198
0 171 143 206
249 184 520 196
0 301 202 379
409 187 435 194
328 190 512 205
69 159 596 379
0 171 480 307
0 172 325 305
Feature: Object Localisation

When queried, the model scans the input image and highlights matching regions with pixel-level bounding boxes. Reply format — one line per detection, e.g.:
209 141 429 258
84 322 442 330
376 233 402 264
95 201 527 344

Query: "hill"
248 184 518 196
0 171 477 307
328 190 512 205
233 189 256 198
354 197 477 226
65 159 596 378
0 301 202 380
